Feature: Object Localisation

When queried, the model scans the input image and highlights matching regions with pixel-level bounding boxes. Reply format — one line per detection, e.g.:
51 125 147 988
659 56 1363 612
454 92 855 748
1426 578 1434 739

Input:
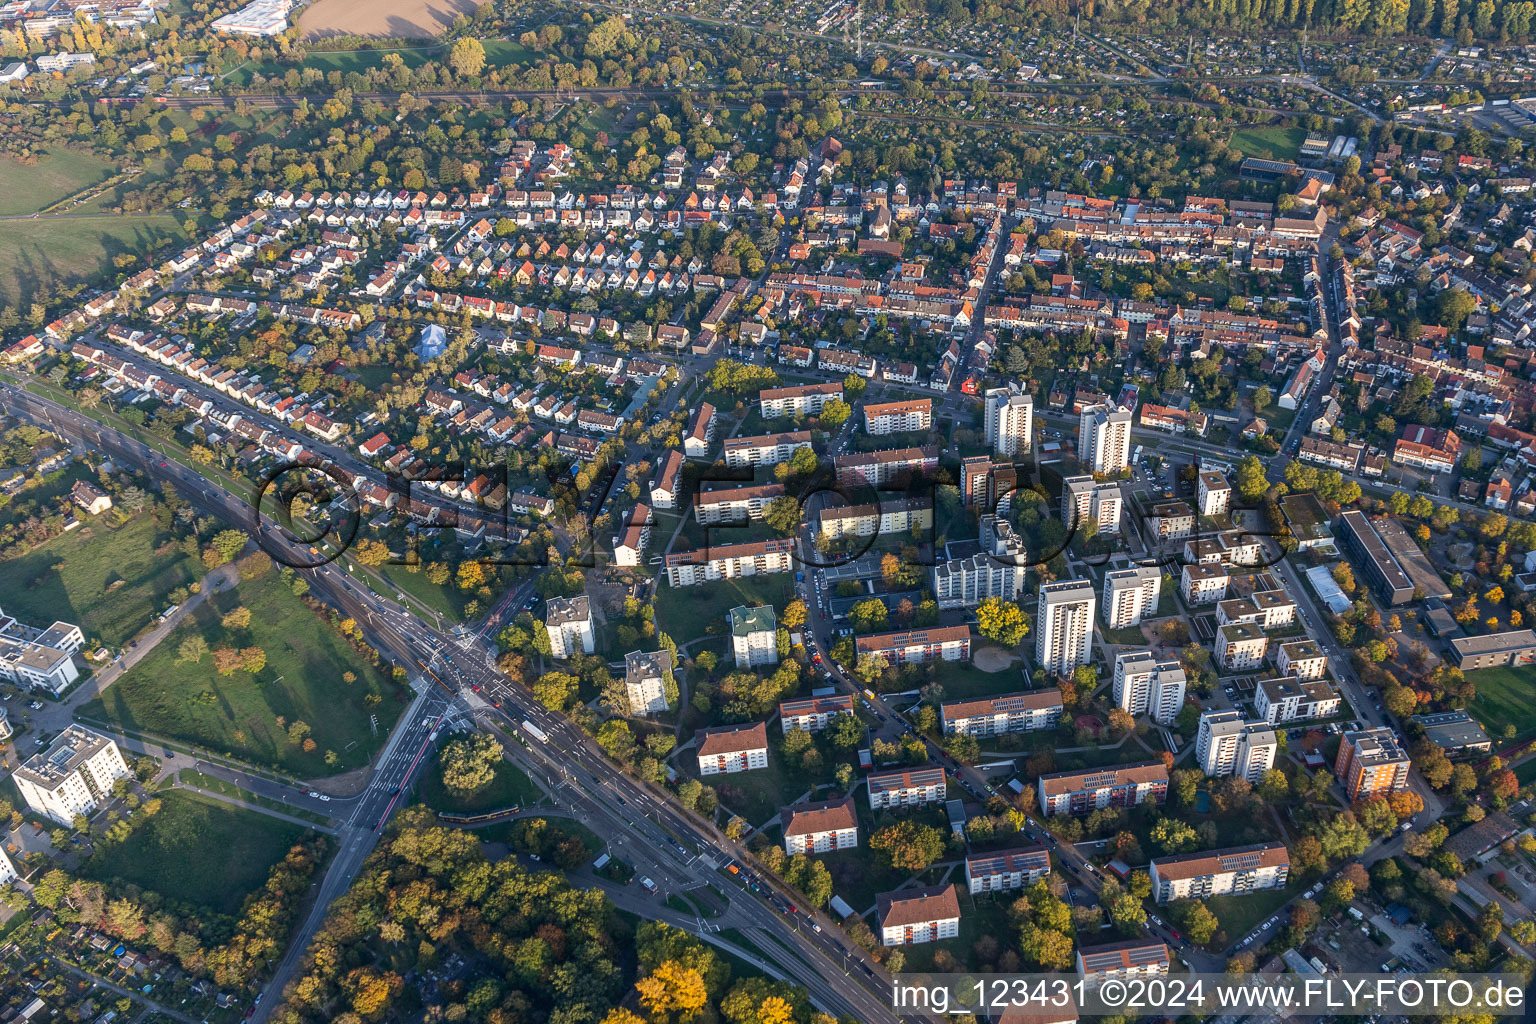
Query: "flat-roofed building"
778 694 855 733
1113 650 1186 725
1254 676 1341 724
1197 710 1276 782
1149 842 1289 904
1412 710 1493 756
696 722 769 775
1217 590 1297 630
1076 940 1170 985
933 515 1026 610
1198 471 1232 517
1181 563 1229 606
878 884 961 946
730 604 779 668
781 796 858 854
623 649 674 714
1079 404 1132 474
1062 475 1123 535
941 690 1064 736
965 845 1051 894
867 765 945 809
13 725 131 825
1335 728 1411 800
1150 501 1197 541
1450 629 1536 670
546 596 595 658
1217 621 1268 671
1277 639 1328 680
856 625 971 667
1102 566 1162 629
984 387 1034 456
1037 762 1168 817
1037 579 1095 676
1338 510 1414 605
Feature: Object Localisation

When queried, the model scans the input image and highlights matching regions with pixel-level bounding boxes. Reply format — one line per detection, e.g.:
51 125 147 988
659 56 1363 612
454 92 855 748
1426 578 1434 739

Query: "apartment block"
0 612 83 695
965 845 1051 894
781 796 858 855
1037 762 1168 817
1254 676 1341 724
1102 566 1162 629
778 694 855 733
613 504 652 567
623 649 674 715
545 595 595 658
867 765 946 809
696 722 770 775
856 625 971 667
1277 639 1328 680
694 483 785 524
1076 940 1170 985
1216 622 1268 671
1113 650 1187 726
863 397 932 435
932 515 1026 610
13 725 131 825
1335 728 1411 800
1150 501 1197 541
683 402 716 457
940 689 1064 736
1078 404 1132 474
664 538 795 587
650 449 684 509
818 497 932 540
1180 563 1230 606
1216 590 1297 630
722 430 813 468
984 386 1033 456
1036 580 1095 676
1197 470 1232 517
759 381 841 418
729 604 778 669
1196 710 1277 782
834 446 938 487
1149 842 1289 904
1062 475 1123 535
878 884 961 946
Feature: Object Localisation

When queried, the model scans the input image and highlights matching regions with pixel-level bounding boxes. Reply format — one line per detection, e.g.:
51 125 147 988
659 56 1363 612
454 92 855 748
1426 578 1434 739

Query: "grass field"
0 149 119 217
81 571 405 775
1466 663 1536 740
1203 879 1301 945
419 750 541 813
0 514 200 648
1227 127 1307 162
80 790 311 915
0 214 192 307
653 574 794 646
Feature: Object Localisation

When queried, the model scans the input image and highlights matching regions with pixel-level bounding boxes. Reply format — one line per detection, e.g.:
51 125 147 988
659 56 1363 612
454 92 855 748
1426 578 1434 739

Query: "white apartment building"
781 797 859 855
1150 501 1197 541
729 604 779 668
1277 639 1329 680
0 847 16 885
696 722 769 775
817 497 932 540
863 398 932 435
1062 475 1123 535
1196 710 1277 782
623 649 674 714
683 403 716 457
1180 563 1230 606
1036 580 1095 676
1255 676 1342 724
545 596 595 658
940 689 1064 736
1078 404 1133 474
13 725 131 825
1149 842 1289 904
1113 650 1187 725
0 612 84 695
878 884 961 946
695 483 785 524
1077 941 1170 985
778 694 855 733
965 846 1051 894
1216 622 1269 671
1102 566 1162 629
663 538 795 587
613 504 652 567
1197 470 1232 517
867 766 945 809
932 515 1026 610
984 386 1033 456
650 449 684 509
1217 590 1298 630
759 381 841 418
722 430 812 468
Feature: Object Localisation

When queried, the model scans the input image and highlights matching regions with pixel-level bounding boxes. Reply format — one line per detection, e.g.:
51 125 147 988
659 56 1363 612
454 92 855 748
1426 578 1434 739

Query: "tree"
848 597 889 635
1151 818 1199 854
819 399 851 428
780 600 807 631
975 597 1030 646
1252 385 1273 414
440 734 503 795
176 636 208 664
869 821 946 871
448 37 486 78
635 960 709 1021
1235 455 1268 503
221 606 252 630
761 496 803 535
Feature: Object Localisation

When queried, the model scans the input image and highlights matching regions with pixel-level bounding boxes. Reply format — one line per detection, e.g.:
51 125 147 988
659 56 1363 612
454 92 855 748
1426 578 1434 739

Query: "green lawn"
1228 127 1307 162
79 790 312 915
917 656 1025 700
420 751 541 814
654 573 795 646
0 514 200 647
1202 878 1302 946
0 148 118 217
80 570 406 775
0 214 192 307
1466 663 1536 740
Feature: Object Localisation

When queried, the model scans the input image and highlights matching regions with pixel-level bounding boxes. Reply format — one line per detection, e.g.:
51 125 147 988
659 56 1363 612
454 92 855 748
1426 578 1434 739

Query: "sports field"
1466 663 1536 739
1228 127 1307 162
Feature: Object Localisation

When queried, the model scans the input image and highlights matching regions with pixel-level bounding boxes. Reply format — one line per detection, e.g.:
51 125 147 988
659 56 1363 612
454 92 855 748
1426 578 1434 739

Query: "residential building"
867 765 946 809
1336 728 1411 800
1449 630 1536 670
1337 510 1415 606
664 538 795 587
856 625 971 666
818 497 932 540
545 596 595 658
1412 710 1493 756
1180 563 1229 606
1078 404 1132 474
1062 475 1123 535
781 797 859 855
834 446 938 487
1036 580 1095 676
623 649 674 714
1037 762 1168 816
1149 842 1290 904
651 449 684 509
1196 710 1277 782
878 884 961 946
941 690 1064 736
1217 591 1297 630
723 430 813 468
1254 676 1341 724
984 386 1034 456
932 515 1026 610
13 725 131 825
1113 651 1186 725
0 613 83 695
730 604 779 668
1197 471 1232 517
696 722 769 775
1076 940 1170 985
1216 622 1268 671
683 403 716 457
1102 566 1161 629
759 381 841 418
864 398 932 434
695 483 785 524
613 504 652 567
965 846 1051 894
1277 639 1328 680
778 694 855 733
1393 425 1461 473
1149 501 1197 541
69 481 112 515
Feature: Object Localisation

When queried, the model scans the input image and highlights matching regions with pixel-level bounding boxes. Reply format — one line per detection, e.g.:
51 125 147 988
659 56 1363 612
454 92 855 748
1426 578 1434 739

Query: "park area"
79 570 405 775
0 513 201 648
653 574 795 646
79 790 313 915
1466 663 1536 741
1227 127 1307 162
